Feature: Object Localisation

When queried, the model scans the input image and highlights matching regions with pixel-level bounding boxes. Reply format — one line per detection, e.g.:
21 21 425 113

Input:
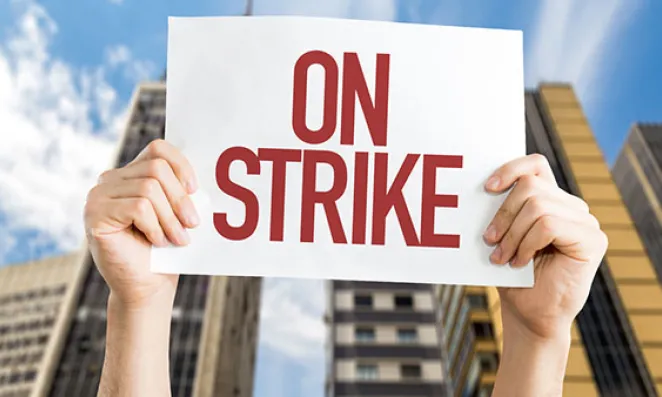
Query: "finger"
485 154 556 193
484 175 588 245
97 178 190 246
131 139 198 194
100 159 199 228
490 197 598 265
85 197 168 247
510 215 607 267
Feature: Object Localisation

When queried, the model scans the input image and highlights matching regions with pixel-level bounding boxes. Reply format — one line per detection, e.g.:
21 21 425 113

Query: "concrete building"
0 81 262 397
327 84 662 397
326 280 449 396
0 253 84 397
613 123 662 284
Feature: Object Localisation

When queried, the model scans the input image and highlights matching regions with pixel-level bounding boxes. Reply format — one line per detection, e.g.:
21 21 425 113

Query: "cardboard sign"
153 16 532 286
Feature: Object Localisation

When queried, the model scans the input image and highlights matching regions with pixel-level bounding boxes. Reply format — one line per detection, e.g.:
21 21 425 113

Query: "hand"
483 154 608 341
84 139 199 309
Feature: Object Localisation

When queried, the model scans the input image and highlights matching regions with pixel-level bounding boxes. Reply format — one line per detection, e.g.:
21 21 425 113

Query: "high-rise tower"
0 81 263 397
612 123 662 284
327 84 662 397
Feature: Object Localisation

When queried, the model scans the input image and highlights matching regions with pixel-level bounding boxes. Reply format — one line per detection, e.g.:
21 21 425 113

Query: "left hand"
483 154 608 341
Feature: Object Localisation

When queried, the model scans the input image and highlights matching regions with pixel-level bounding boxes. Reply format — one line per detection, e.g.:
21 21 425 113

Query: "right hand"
84 139 200 308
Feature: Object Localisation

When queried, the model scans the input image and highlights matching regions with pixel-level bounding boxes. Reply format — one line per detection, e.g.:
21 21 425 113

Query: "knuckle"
518 174 538 191
133 198 152 217
146 158 168 179
531 153 549 168
528 196 547 216
146 139 167 156
97 170 114 183
538 215 555 233
86 185 102 203
138 179 160 197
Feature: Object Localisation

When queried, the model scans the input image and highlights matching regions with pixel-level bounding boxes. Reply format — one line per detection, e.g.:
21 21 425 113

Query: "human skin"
84 140 607 397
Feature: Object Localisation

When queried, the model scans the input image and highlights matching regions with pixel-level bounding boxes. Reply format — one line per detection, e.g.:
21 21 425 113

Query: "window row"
0 318 55 335
0 369 37 386
0 302 61 319
353 294 414 310
0 352 43 367
354 326 418 344
356 363 423 381
0 335 49 351
0 285 66 306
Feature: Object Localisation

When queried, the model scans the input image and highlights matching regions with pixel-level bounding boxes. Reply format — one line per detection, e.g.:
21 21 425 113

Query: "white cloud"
258 278 326 359
0 0 143 259
526 0 641 102
105 44 130 67
105 44 156 83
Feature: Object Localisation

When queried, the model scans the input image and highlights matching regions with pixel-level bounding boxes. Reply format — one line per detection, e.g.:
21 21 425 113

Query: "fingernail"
183 198 200 227
485 176 500 191
483 225 497 243
186 178 198 194
490 246 502 264
177 227 190 246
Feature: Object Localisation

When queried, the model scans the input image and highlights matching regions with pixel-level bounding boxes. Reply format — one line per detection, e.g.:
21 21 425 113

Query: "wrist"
108 279 178 313
494 307 571 397
108 286 176 317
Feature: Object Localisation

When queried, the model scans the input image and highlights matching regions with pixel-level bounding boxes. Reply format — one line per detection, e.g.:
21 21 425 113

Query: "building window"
462 357 481 397
397 328 418 343
394 295 414 309
355 327 376 343
477 352 499 372
354 294 373 309
356 364 379 380
400 364 422 380
472 321 494 339
23 370 37 382
467 294 488 309
479 383 495 397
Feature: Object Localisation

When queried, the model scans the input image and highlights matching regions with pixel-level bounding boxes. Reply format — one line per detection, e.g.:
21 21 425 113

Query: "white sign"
153 16 532 287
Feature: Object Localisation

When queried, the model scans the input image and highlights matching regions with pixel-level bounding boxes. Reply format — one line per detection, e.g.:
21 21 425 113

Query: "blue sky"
0 1 661 397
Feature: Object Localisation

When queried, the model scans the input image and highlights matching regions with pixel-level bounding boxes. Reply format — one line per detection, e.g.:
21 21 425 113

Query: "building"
0 253 84 397
327 84 662 397
0 81 262 397
442 84 662 397
325 280 450 396
612 123 662 284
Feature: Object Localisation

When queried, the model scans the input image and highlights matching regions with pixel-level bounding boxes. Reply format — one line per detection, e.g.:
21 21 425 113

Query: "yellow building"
441 84 662 397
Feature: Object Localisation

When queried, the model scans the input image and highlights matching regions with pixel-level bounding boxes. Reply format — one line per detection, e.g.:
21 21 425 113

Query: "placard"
153 16 531 286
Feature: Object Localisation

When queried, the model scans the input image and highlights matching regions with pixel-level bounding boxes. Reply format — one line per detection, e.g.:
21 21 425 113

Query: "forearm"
98 289 176 397
492 310 571 397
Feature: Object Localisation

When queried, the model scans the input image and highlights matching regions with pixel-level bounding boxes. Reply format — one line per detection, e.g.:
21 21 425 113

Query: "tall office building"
0 253 83 397
0 81 262 397
326 280 449 396
327 84 662 397
612 123 662 284
442 84 662 397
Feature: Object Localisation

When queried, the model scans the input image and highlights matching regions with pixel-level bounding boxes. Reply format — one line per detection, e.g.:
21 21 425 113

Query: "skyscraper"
0 81 263 397
612 123 662 284
326 280 449 397
444 84 662 397
0 253 84 397
327 84 662 397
